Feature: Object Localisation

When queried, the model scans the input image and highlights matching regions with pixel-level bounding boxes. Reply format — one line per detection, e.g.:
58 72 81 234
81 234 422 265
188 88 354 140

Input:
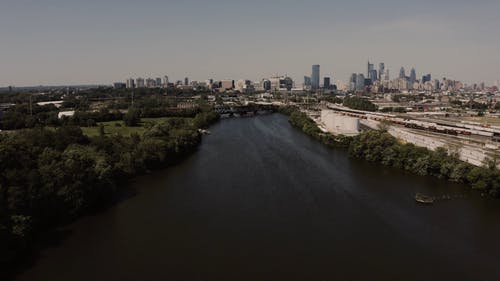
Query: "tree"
123 108 141 127
343 96 378 112
99 125 105 137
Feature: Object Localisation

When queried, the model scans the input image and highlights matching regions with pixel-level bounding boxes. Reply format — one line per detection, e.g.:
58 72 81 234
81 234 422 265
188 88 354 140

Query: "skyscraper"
126 78 135 89
356 73 365 91
422 74 432 83
349 73 357 91
410 68 416 84
324 77 331 89
379 63 385 80
304 76 311 87
367 61 374 78
399 67 406 79
370 70 378 82
311 65 320 90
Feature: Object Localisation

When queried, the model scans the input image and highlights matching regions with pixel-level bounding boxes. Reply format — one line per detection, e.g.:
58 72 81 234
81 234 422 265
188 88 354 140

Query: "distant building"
126 78 135 89
367 61 376 81
269 76 293 91
433 79 440 91
379 63 385 80
163 76 169 87
279 76 294 91
304 76 311 87
146 78 156 88
184 77 189 86
262 79 271 91
399 67 406 79
220 80 234 90
356 74 365 91
323 77 331 89
136 78 145 88
370 70 378 83
349 73 357 91
410 68 417 84
311 65 320 89
113 82 126 89
156 78 162 87
422 74 432 83
235 80 255 93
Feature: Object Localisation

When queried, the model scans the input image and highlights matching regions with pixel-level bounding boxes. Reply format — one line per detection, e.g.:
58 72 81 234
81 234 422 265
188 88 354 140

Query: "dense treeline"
348 130 500 197
0 106 201 130
343 96 378 112
0 104 60 130
0 110 219 275
280 107 499 198
67 107 200 127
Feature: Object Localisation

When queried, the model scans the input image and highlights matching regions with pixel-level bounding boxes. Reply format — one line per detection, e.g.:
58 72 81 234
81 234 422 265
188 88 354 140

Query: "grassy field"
81 117 173 137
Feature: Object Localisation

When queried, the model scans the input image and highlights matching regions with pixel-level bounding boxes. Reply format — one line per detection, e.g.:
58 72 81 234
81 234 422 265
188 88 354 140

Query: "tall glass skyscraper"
410 68 417 83
311 65 320 89
367 61 374 78
379 63 385 80
399 67 406 79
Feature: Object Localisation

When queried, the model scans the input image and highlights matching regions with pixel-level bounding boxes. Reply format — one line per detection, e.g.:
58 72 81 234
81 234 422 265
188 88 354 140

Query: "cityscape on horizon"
100 61 498 95
2 61 500 89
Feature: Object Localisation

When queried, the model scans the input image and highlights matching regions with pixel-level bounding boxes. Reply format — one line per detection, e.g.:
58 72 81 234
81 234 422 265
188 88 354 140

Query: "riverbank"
0 110 220 278
279 106 499 198
13 114 500 281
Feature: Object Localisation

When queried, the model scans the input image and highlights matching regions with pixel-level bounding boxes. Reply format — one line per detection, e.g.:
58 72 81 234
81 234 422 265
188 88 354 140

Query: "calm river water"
16 114 500 281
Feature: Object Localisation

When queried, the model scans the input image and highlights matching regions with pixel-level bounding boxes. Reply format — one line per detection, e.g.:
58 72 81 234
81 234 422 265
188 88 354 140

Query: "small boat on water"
415 193 434 205
198 129 211 135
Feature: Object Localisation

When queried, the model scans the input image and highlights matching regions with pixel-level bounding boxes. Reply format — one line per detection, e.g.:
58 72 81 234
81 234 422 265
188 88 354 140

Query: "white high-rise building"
126 78 135 89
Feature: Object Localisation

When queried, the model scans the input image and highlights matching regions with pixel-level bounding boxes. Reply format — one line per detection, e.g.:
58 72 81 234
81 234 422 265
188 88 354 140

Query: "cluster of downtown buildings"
349 61 488 93
115 62 494 94
115 64 335 94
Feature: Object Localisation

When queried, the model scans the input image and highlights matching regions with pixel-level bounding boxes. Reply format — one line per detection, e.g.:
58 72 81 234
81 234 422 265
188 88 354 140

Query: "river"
15 114 500 281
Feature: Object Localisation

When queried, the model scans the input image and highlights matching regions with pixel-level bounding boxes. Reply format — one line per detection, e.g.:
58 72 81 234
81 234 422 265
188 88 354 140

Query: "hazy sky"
1 0 499 86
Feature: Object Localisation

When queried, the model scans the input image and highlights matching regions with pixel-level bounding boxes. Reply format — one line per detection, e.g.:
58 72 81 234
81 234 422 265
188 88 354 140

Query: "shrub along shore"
279 106 499 198
0 110 220 276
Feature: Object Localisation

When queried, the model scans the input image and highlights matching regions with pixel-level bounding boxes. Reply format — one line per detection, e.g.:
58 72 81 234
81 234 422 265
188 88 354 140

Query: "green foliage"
192 111 220 129
0 108 220 271
348 130 500 197
343 96 378 112
123 107 141 127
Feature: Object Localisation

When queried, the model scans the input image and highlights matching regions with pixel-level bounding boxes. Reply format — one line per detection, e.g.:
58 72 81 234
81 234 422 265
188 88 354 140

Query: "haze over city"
1 0 500 87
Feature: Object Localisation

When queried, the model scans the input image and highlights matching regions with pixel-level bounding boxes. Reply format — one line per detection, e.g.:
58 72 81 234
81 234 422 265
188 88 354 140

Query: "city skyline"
1 0 500 86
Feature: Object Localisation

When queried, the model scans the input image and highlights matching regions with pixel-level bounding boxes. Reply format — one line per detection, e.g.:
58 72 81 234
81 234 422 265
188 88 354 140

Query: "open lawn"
81 117 174 137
